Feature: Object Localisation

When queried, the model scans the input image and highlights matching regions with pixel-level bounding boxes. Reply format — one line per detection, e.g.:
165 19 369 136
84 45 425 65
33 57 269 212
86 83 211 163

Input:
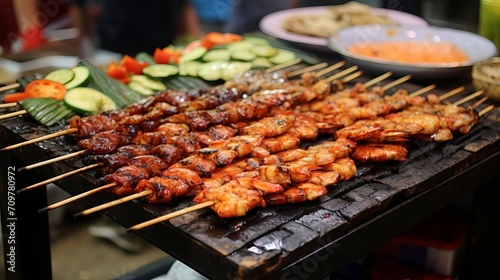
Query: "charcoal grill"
1 63 499 280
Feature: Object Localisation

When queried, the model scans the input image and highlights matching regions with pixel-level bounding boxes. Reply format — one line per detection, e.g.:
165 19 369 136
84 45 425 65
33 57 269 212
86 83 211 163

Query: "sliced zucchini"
269 49 297 65
64 87 117 114
130 75 167 91
202 49 231 62
179 46 208 64
222 62 252 81
251 45 278 58
178 61 203 76
64 66 91 89
128 81 155 96
44 68 75 85
231 51 257 62
143 64 179 79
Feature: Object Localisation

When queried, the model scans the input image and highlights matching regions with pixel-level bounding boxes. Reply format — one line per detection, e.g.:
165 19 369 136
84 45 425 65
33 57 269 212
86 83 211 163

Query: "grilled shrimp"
135 177 191 204
351 143 408 162
265 182 328 206
335 119 423 142
209 135 264 158
193 177 284 218
240 115 295 137
323 157 357 181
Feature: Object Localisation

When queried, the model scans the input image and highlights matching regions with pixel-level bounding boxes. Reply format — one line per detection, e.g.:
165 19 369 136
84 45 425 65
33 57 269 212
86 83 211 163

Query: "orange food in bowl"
348 41 469 64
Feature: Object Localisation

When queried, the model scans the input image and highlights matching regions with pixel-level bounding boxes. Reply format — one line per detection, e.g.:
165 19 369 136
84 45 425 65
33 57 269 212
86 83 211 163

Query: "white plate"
259 6 428 53
326 25 498 80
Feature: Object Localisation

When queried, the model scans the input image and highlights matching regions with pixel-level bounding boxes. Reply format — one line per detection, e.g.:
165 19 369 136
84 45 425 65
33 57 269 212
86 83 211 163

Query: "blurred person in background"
69 0 203 57
0 0 71 54
191 0 231 33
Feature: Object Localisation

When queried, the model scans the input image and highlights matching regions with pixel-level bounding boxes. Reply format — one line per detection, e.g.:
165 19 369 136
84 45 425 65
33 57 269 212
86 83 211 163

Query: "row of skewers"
0 61 494 232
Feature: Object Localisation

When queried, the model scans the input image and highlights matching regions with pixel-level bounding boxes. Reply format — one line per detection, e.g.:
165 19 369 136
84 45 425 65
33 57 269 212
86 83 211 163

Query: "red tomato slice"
25 79 67 100
153 48 173 64
202 32 243 47
119 55 148 75
107 61 130 83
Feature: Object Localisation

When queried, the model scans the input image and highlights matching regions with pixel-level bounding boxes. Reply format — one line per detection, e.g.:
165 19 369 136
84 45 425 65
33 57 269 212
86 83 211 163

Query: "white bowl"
327 25 498 80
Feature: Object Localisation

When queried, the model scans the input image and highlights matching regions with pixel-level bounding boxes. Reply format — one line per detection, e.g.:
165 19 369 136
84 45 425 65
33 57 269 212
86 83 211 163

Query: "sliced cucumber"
143 64 179 79
269 49 297 65
242 36 272 46
65 66 91 89
231 50 257 62
179 46 208 64
135 52 156 65
198 61 229 81
251 57 273 68
251 45 279 58
128 81 155 96
130 75 167 91
227 41 255 53
202 49 231 62
44 68 75 85
64 87 117 114
178 61 203 76
222 62 252 81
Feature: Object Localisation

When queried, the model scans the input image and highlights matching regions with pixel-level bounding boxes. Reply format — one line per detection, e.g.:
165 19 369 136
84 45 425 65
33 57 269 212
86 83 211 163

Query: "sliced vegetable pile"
107 32 300 85
3 61 142 126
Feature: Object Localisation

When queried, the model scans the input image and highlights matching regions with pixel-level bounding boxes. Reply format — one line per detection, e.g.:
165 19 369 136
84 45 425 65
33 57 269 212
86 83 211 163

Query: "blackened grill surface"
1 77 499 280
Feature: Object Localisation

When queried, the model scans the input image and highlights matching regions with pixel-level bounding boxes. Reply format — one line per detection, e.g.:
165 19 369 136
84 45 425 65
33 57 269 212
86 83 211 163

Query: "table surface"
1 56 500 280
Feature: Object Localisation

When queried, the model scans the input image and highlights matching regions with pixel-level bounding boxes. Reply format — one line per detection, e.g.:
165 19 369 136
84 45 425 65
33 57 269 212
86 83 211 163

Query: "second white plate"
259 5 428 53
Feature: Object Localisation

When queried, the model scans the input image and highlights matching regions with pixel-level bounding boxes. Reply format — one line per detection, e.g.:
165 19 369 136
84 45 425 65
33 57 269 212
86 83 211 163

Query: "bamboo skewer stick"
409 84 436 97
39 182 118 213
1 127 78 151
0 110 27 120
438 86 464 101
287 62 329 77
324 65 358 83
0 102 18 108
470 96 489 110
74 189 152 217
479 104 495 117
453 90 484 106
127 201 215 232
18 150 89 171
341 71 363 83
0 83 20 92
265 58 302 73
381 75 412 91
315 61 346 77
17 163 103 194
364 71 392 88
